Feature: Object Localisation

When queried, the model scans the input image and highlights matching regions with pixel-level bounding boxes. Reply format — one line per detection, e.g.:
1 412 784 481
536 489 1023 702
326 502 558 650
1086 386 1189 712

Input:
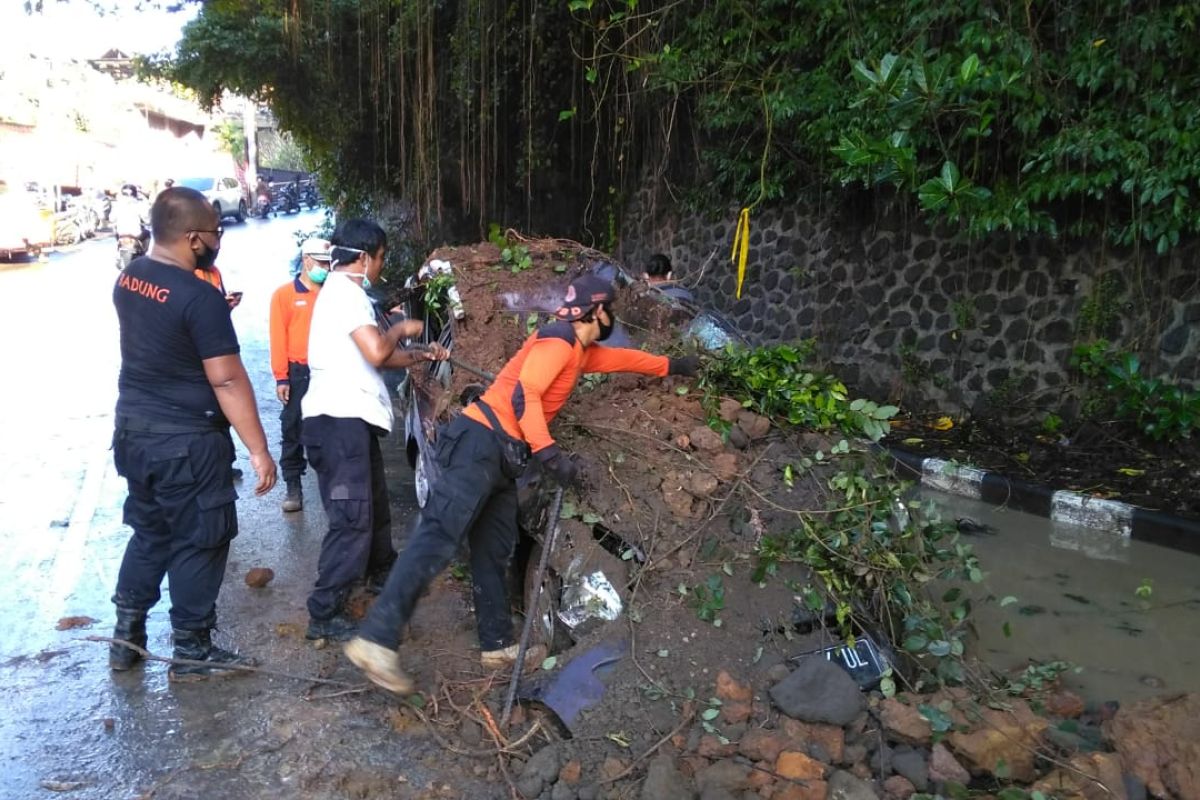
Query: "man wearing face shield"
344 274 700 695
268 238 332 512
108 187 277 682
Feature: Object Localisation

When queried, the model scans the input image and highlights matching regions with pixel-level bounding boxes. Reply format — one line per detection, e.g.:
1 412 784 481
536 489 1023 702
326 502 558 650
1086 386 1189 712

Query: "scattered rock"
661 478 699 519
716 670 753 703
54 616 97 631
773 779 829 800
843 743 867 768
688 471 720 498
641 754 693 800
1046 690 1086 720
711 452 740 481
577 786 599 800
101 718 115 733
720 702 752 726
947 698 1048 782
928 742 969 786
522 744 562 785
559 760 582 785
769 658 867 726
695 760 750 794
735 410 771 440
1043 725 1089 754
718 398 744 423
244 567 275 588
689 425 726 452
1032 752 1127 800
774 751 826 782
828 769 879 800
516 773 544 799
739 728 788 763
599 757 629 784
781 718 846 765
674 434 692 450
766 663 792 683
882 774 916 800
1105 692 1200 800
890 747 929 791
697 735 737 758
746 762 774 791
726 426 750 450
550 782 577 800
879 697 932 747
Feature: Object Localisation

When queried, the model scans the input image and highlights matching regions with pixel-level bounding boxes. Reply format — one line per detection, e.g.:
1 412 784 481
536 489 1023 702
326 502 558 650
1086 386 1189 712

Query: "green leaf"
999 595 1018 607
927 639 952 657
557 108 576 122
656 649 669 657
903 634 928 652
960 53 980 84
701 707 720 721
541 656 558 670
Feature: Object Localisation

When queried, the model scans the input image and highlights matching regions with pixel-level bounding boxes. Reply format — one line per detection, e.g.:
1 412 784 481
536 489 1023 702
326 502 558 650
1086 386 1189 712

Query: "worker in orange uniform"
269 238 331 511
344 274 700 695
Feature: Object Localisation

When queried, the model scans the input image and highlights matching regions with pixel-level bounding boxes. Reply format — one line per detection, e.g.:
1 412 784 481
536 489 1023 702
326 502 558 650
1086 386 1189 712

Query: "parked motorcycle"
254 193 273 219
115 233 147 270
300 182 320 209
278 183 302 215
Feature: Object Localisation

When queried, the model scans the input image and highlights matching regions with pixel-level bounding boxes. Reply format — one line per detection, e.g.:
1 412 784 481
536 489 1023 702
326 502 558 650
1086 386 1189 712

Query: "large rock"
1031 752 1127 800
775 751 827 782
947 699 1048 782
828 769 880 800
781 717 846 764
770 658 867 726
928 742 970 786
694 760 750 795
882 774 916 800
735 410 771 440
879 697 932 747
642 754 694 800
739 727 788 763
1105 692 1200 800
890 747 928 791
689 425 726 452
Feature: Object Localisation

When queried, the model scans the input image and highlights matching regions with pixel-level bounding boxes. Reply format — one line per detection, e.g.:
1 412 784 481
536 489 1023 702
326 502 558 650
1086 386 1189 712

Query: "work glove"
668 355 701 377
536 444 581 487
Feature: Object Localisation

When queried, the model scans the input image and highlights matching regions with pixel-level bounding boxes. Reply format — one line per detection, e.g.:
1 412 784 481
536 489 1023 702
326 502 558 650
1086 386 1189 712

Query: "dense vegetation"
155 0 1200 256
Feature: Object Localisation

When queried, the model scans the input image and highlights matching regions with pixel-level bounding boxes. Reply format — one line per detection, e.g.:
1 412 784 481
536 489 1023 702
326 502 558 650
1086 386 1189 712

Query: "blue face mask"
308 265 329 284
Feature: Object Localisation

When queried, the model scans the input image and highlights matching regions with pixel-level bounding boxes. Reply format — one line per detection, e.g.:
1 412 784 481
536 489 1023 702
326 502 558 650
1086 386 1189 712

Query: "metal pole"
500 487 564 730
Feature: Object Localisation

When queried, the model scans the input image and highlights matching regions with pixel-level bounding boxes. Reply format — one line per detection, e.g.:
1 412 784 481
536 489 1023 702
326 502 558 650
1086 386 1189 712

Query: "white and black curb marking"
886 449 1200 556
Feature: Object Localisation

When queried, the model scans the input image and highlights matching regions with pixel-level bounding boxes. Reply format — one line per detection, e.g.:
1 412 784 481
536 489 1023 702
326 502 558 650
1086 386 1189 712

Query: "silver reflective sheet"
557 570 623 631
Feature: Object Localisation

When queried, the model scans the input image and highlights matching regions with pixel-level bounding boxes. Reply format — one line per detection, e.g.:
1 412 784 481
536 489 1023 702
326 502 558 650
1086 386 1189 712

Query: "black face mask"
597 304 615 341
194 240 219 271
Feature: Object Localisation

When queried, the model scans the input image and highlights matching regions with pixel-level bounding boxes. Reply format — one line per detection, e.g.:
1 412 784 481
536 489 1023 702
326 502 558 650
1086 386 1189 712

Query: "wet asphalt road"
0 212 466 799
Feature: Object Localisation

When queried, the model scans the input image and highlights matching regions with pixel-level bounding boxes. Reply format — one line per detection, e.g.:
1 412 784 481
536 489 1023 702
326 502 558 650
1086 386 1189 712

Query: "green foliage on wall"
157 1 1200 253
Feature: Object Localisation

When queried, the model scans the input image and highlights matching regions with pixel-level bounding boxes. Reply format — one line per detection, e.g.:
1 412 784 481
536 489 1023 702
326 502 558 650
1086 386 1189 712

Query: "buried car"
391 242 742 651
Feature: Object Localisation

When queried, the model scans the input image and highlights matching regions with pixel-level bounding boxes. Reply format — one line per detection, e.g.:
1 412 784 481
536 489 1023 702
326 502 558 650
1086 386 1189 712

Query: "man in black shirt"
110 187 278 682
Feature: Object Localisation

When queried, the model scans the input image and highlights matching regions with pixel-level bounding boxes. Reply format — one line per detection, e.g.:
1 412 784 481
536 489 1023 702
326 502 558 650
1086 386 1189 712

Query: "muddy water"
921 490 1200 703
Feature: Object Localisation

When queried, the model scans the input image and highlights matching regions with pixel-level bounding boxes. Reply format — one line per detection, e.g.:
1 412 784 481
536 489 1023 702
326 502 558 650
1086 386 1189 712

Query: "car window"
178 178 212 191
222 178 238 190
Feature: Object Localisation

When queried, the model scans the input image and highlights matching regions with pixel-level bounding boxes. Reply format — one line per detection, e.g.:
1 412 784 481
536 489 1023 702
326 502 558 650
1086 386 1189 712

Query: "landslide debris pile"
388 239 1173 800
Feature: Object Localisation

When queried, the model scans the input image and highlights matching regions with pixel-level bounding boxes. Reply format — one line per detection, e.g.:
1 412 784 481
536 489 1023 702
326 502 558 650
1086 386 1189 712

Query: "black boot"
109 607 147 671
305 614 358 642
168 628 259 683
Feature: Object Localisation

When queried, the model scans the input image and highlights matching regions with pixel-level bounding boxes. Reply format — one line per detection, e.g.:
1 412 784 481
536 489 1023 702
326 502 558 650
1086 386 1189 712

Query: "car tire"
235 200 247 223
413 447 431 509
522 542 573 653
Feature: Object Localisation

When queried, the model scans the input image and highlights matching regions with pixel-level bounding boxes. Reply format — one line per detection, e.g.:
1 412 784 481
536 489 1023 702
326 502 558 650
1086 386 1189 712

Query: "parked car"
177 176 247 223
0 180 53 261
391 250 741 649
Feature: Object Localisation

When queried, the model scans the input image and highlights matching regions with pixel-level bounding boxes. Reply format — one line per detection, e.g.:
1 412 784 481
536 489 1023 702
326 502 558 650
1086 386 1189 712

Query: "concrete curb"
884 448 1200 556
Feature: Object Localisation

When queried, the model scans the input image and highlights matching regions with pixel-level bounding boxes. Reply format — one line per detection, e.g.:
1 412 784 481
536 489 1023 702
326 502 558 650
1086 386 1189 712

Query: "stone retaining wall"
619 195 1199 414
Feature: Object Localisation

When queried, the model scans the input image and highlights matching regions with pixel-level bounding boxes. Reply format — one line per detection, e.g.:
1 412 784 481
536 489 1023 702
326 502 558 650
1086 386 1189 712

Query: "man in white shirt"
301 218 448 641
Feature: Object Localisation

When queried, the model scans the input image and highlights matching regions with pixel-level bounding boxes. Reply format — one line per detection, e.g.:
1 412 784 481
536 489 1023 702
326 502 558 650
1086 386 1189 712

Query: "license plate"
795 635 890 689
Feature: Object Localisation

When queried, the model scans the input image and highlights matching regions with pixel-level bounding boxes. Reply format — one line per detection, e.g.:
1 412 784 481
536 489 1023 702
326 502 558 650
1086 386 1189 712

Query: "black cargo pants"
279 362 311 483
359 414 519 652
111 425 238 631
302 415 397 621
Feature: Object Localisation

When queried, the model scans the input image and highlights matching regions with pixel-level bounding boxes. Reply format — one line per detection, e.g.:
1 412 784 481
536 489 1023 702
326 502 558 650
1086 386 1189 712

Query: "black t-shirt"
113 256 240 428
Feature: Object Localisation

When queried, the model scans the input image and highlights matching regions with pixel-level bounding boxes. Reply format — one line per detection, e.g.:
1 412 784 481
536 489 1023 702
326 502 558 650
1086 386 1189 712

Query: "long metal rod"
500 486 564 730
409 343 496 382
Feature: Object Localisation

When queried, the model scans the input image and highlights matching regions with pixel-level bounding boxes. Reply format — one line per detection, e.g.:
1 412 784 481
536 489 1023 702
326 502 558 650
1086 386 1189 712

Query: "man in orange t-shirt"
268 237 330 511
345 274 700 695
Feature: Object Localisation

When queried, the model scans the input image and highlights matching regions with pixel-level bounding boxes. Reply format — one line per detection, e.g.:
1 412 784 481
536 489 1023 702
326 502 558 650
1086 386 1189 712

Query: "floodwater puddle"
923 489 1200 702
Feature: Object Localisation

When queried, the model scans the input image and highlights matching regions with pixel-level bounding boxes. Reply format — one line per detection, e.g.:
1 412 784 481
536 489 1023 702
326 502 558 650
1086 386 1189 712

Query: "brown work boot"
480 643 548 671
344 637 415 696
